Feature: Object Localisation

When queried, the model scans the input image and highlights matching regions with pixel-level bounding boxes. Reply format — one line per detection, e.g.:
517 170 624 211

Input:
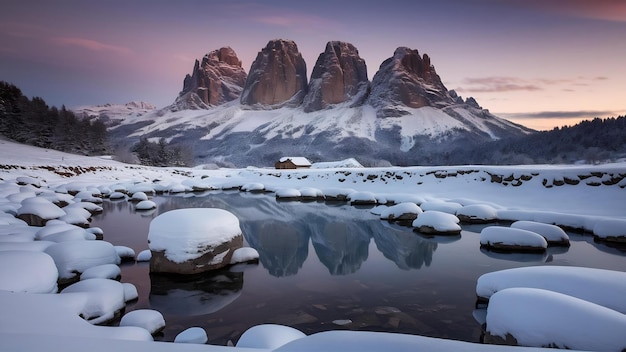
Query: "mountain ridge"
74 39 533 167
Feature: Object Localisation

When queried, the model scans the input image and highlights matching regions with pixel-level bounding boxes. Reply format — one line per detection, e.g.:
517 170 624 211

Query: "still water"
91 190 626 346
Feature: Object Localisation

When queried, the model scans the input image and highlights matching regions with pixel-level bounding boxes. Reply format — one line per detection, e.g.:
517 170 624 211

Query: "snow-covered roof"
278 157 311 166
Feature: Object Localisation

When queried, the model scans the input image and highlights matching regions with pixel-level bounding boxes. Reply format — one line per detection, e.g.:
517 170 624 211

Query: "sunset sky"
1 0 624 130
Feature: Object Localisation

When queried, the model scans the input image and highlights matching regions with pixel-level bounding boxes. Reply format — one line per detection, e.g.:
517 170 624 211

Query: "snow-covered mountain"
74 40 532 167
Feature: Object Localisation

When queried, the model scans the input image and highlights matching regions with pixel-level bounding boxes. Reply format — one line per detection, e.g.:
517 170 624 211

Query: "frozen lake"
91 190 626 346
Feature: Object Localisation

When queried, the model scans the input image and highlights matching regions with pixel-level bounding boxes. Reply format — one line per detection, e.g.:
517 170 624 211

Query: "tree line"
0 81 108 155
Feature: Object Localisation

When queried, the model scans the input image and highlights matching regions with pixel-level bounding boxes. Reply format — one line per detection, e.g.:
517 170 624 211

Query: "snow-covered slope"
73 99 530 167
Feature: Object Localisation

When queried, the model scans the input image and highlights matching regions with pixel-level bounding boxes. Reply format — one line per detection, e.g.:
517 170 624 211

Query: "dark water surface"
91 191 626 346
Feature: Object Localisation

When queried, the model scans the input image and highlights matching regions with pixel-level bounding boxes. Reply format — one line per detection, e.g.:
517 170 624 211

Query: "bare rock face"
240 39 308 108
303 41 369 112
368 47 456 117
178 47 247 108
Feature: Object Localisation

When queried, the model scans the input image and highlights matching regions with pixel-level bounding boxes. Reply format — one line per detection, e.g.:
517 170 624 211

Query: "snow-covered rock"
379 202 423 222
60 279 126 325
236 324 306 349
480 226 548 252
174 327 207 344
241 182 265 192
0 251 58 293
130 192 148 201
114 246 135 262
80 264 121 281
485 287 626 351
108 191 126 200
16 197 65 226
412 211 461 235
348 191 378 205
135 200 156 210
510 221 570 246
476 266 626 313
120 309 165 335
136 249 151 262
148 208 243 274
456 204 498 223
122 282 138 302
298 187 324 201
420 200 463 214
44 240 121 284
230 247 260 264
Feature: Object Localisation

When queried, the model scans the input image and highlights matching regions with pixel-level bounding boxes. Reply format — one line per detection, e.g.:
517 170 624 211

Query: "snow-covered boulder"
130 191 148 202
593 218 626 243
275 188 302 201
108 191 126 200
148 208 243 274
456 204 498 223
237 324 306 349
420 200 462 214
120 309 165 335
80 264 121 281
230 247 260 264
60 279 126 325
348 191 378 205
480 226 547 252
241 182 265 193
16 197 65 226
135 200 156 211
0 251 58 293
320 188 355 202
136 249 151 262
380 202 423 222
298 187 325 201
412 211 461 235
114 245 135 262
44 240 121 285
476 266 626 313
174 327 207 344
511 221 570 246
484 287 626 351
123 282 138 302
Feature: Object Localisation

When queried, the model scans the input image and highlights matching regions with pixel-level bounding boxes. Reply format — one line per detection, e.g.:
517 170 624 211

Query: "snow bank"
476 266 626 313
237 324 306 349
480 227 547 251
0 250 58 293
148 208 242 263
593 218 626 240
486 287 626 351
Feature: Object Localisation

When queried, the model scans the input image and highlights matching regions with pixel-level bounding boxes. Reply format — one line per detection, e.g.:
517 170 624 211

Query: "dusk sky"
1 0 624 130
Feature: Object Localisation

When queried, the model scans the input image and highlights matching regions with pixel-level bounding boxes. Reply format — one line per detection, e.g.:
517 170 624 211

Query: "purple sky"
1 0 625 130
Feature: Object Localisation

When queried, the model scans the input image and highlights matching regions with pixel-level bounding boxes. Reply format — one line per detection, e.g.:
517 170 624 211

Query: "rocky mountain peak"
368 46 455 117
303 41 369 112
240 39 308 108
177 46 247 109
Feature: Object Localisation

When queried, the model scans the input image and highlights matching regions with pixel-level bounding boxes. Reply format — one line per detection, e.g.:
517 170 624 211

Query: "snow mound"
480 226 547 251
230 247 260 264
136 249 151 262
60 279 126 325
486 287 626 351
80 264 121 281
148 208 242 263
174 327 207 344
380 202 423 221
44 240 121 280
120 309 165 335
476 266 626 313
412 211 461 234
456 204 498 223
511 221 569 245
0 250 58 293
237 324 306 349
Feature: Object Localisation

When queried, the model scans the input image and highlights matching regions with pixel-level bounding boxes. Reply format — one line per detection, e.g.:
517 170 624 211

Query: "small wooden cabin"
275 157 312 169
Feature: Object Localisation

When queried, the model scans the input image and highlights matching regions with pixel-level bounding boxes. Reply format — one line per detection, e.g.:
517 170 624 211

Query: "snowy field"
1 138 625 351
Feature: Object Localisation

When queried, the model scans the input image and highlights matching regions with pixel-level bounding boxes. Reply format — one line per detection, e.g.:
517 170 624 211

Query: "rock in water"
303 41 369 112
177 47 247 109
148 208 243 274
240 39 308 108
368 47 456 117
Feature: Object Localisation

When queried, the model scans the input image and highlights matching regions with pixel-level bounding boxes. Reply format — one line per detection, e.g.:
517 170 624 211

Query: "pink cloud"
51 37 132 55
